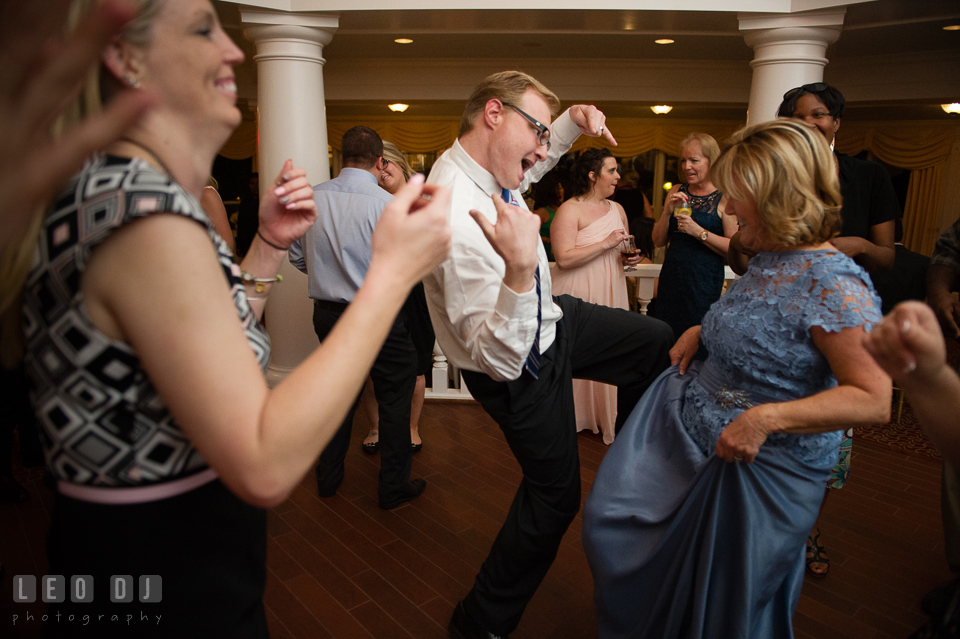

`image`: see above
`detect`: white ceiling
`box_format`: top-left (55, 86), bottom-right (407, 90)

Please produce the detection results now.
top-left (216, 0), bottom-right (960, 122)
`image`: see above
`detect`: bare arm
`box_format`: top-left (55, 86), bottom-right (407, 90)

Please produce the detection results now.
top-left (864, 301), bottom-right (960, 464)
top-left (673, 196), bottom-right (736, 258)
top-left (831, 220), bottom-right (895, 275)
top-left (550, 200), bottom-right (626, 270)
top-left (652, 185), bottom-right (681, 247)
top-left (81, 176), bottom-right (451, 507)
top-left (927, 263), bottom-right (960, 339)
top-left (200, 186), bottom-right (235, 253)
top-left (715, 324), bottom-right (891, 463)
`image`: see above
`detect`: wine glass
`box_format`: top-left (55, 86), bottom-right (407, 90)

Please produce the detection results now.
top-left (621, 235), bottom-right (638, 272)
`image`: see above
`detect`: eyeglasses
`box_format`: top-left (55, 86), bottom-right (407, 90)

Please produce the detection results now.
top-left (381, 157), bottom-right (390, 169)
top-left (501, 101), bottom-right (551, 149)
top-left (782, 82), bottom-right (828, 100)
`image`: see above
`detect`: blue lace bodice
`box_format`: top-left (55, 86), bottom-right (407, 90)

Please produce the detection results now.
top-left (680, 249), bottom-right (882, 464)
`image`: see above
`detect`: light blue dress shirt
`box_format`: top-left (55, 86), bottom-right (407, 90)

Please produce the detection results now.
top-left (288, 167), bottom-right (393, 303)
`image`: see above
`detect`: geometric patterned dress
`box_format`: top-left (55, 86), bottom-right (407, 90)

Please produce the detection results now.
top-left (23, 153), bottom-right (270, 487)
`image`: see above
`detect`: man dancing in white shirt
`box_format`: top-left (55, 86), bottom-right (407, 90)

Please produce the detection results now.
top-left (424, 71), bottom-right (673, 639)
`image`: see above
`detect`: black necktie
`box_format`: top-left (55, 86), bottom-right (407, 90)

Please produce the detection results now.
top-left (501, 187), bottom-right (541, 379)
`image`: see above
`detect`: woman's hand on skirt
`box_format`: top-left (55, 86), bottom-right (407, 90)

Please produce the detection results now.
top-left (716, 405), bottom-right (773, 463)
top-left (669, 326), bottom-right (701, 375)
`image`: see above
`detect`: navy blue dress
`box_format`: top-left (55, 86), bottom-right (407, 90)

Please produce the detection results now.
top-left (656, 185), bottom-right (725, 340)
top-left (583, 249), bottom-right (882, 639)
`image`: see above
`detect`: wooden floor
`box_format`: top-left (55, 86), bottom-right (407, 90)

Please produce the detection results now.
top-left (1, 400), bottom-right (953, 638)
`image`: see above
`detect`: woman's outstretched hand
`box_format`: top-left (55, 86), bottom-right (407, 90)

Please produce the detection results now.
top-left (0, 0), bottom-right (154, 250)
top-left (370, 174), bottom-right (452, 287)
top-left (257, 159), bottom-right (317, 250)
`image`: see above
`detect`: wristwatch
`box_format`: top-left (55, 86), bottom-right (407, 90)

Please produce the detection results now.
top-left (698, 230), bottom-right (709, 242)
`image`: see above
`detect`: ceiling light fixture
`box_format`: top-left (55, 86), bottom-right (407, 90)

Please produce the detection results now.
top-left (394, 38), bottom-right (414, 44)
top-left (651, 105), bottom-right (673, 115)
top-left (655, 38), bottom-right (675, 45)
top-left (389, 103), bottom-right (409, 113)
top-left (943, 103), bottom-right (960, 114)
top-left (943, 25), bottom-right (960, 31)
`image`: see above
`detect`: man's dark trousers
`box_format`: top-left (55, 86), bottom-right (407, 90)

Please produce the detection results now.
top-left (312, 300), bottom-right (418, 503)
top-left (460, 294), bottom-right (673, 635)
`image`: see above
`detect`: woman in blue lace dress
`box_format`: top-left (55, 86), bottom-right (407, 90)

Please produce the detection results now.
top-left (652, 133), bottom-right (739, 340)
top-left (582, 119), bottom-right (891, 638)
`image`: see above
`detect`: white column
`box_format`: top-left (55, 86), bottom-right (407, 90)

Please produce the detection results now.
top-left (739, 9), bottom-right (845, 127)
top-left (241, 9), bottom-right (339, 386)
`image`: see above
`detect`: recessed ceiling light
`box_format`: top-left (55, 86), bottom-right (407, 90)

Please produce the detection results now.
top-left (651, 105), bottom-right (673, 114)
top-left (389, 103), bottom-right (409, 112)
top-left (394, 38), bottom-right (414, 44)
top-left (943, 25), bottom-right (960, 31)
top-left (943, 103), bottom-right (960, 114)
top-left (655, 39), bottom-right (675, 45)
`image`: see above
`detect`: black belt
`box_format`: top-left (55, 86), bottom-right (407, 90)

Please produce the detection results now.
top-left (313, 299), bottom-right (349, 312)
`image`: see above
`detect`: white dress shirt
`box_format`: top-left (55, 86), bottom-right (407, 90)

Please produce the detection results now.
top-left (423, 110), bottom-right (581, 381)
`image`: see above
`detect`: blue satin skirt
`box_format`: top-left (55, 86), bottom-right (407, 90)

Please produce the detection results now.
top-left (583, 363), bottom-right (832, 639)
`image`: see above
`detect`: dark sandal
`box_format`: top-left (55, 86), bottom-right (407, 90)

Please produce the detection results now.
top-left (805, 530), bottom-right (830, 577)
top-left (361, 430), bottom-right (379, 455)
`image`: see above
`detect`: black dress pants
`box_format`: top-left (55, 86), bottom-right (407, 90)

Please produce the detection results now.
top-left (460, 294), bottom-right (673, 635)
top-left (312, 300), bottom-right (418, 503)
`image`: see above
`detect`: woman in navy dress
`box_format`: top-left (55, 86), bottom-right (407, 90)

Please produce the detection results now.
top-left (583, 119), bottom-right (891, 638)
top-left (652, 133), bottom-right (738, 341)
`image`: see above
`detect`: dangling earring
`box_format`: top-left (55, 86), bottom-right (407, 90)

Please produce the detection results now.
top-left (829, 136), bottom-right (835, 152)
top-left (124, 75), bottom-right (141, 89)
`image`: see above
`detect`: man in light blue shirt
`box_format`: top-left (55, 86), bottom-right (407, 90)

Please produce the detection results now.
top-left (289, 126), bottom-right (425, 510)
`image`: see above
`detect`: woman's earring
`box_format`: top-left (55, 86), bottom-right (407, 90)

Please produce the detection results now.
top-left (124, 75), bottom-right (141, 89)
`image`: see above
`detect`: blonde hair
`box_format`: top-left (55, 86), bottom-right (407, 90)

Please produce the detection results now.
top-left (679, 132), bottom-right (720, 168)
top-left (0, 0), bottom-right (162, 364)
top-left (458, 71), bottom-right (560, 138)
top-left (381, 141), bottom-right (413, 181)
top-left (711, 119), bottom-right (842, 249)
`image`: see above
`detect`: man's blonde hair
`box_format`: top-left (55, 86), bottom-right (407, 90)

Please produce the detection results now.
top-left (712, 119), bottom-right (842, 249)
top-left (458, 71), bottom-right (560, 138)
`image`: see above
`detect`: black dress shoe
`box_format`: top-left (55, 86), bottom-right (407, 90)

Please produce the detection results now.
top-left (411, 442), bottom-right (423, 454)
top-left (448, 601), bottom-right (508, 639)
top-left (379, 478), bottom-right (426, 510)
top-left (316, 475), bottom-right (343, 498)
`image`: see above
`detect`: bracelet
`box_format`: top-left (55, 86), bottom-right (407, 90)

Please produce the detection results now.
top-left (257, 230), bottom-right (288, 251)
top-left (240, 270), bottom-right (283, 294)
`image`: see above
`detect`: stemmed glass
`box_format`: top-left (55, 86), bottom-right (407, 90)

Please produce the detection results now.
top-left (621, 235), bottom-right (638, 272)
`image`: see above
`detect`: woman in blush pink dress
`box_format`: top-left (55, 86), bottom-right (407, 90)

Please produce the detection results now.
top-left (551, 148), bottom-right (638, 443)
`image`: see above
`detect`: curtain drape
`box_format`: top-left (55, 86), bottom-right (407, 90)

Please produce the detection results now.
top-left (835, 123), bottom-right (958, 255)
top-left (225, 115), bottom-right (959, 254)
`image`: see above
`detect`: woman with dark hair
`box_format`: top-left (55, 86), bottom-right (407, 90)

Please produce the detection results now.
top-left (550, 148), bottom-right (638, 443)
top-left (584, 119), bottom-right (890, 639)
top-left (532, 171), bottom-right (564, 262)
top-left (652, 133), bottom-right (738, 341)
top-left (771, 82), bottom-right (901, 578)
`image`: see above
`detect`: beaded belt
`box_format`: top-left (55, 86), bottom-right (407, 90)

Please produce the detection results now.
top-left (694, 360), bottom-right (785, 410)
